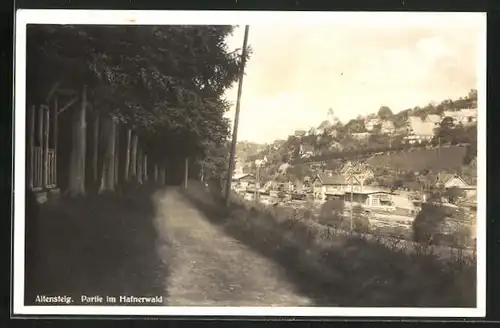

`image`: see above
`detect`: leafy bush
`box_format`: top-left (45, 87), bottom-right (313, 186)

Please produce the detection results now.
top-left (412, 202), bottom-right (469, 247)
top-left (444, 187), bottom-right (466, 204)
top-left (318, 198), bottom-right (345, 228)
top-left (352, 204), bottom-right (371, 233)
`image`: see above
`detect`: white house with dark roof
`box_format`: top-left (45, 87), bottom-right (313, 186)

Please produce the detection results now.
top-left (404, 116), bottom-right (435, 144)
top-left (436, 173), bottom-right (477, 199)
top-left (312, 173), bottom-right (361, 201)
top-left (381, 120), bottom-right (396, 134)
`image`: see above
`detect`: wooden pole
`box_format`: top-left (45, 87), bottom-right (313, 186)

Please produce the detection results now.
top-left (43, 105), bottom-right (50, 188)
top-left (225, 25), bottom-right (250, 207)
top-left (28, 105), bottom-right (35, 189)
top-left (53, 96), bottom-right (58, 187)
top-left (184, 157), bottom-right (189, 189)
top-left (124, 129), bottom-right (131, 182)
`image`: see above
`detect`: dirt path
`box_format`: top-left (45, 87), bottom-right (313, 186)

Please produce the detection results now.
top-left (154, 187), bottom-right (312, 306)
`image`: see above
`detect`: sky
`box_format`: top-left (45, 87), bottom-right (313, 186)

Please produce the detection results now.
top-left (222, 13), bottom-right (484, 144)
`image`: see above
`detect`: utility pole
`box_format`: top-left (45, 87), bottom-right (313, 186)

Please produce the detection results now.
top-left (254, 162), bottom-right (261, 203)
top-left (350, 175), bottom-right (354, 232)
top-left (225, 25), bottom-right (250, 207)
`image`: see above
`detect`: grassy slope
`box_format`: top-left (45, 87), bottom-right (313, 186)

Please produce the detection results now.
top-left (183, 181), bottom-right (476, 307)
top-left (366, 145), bottom-right (467, 172)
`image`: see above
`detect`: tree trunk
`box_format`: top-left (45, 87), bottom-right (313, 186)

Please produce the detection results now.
top-left (114, 125), bottom-right (119, 186)
top-left (98, 116), bottom-right (116, 193)
top-left (68, 86), bottom-right (87, 197)
top-left (137, 147), bottom-right (143, 184)
top-left (131, 133), bottom-right (138, 181)
top-left (143, 154), bottom-right (148, 182)
top-left (92, 112), bottom-right (99, 183)
top-left (154, 163), bottom-right (158, 182)
top-left (124, 129), bottom-right (131, 182)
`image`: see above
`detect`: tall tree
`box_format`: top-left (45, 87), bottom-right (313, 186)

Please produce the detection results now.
top-left (378, 106), bottom-right (393, 120)
top-left (27, 25), bottom-right (249, 194)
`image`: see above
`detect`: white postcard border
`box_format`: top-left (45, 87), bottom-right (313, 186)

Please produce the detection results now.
top-left (13, 9), bottom-right (487, 317)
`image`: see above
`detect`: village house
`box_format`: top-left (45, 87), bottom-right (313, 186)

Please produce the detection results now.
top-left (381, 120), bottom-right (396, 134)
top-left (312, 173), bottom-right (396, 207)
top-left (351, 132), bottom-right (371, 141)
top-left (442, 109), bottom-right (477, 126)
top-left (232, 173), bottom-right (256, 190)
top-left (364, 115), bottom-right (380, 132)
top-left (436, 173), bottom-right (477, 199)
top-left (339, 161), bottom-right (375, 184)
top-left (294, 130), bottom-right (307, 138)
top-left (299, 144), bottom-right (316, 158)
top-left (404, 116), bottom-right (435, 144)
top-left (425, 114), bottom-right (441, 127)
top-left (312, 172), bottom-right (361, 201)
top-left (342, 187), bottom-right (396, 208)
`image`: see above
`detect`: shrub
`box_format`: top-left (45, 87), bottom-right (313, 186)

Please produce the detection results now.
top-left (318, 198), bottom-right (345, 228)
top-left (352, 204), bottom-right (371, 233)
top-left (412, 202), bottom-right (469, 247)
top-left (444, 187), bottom-right (466, 204)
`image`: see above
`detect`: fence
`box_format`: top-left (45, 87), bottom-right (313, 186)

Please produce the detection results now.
top-left (32, 146), bottom-right (56, 190)
top-left (46, 149), bottom-right (57, 188)
top-left (33, 147), bottom-right (43, 189)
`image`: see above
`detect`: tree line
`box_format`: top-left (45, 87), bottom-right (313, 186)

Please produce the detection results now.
top-left (27, 25), bottom-right (249, 196)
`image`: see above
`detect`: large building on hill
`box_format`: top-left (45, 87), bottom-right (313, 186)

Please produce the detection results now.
top-left (404, 116), bottom-right (435, 144)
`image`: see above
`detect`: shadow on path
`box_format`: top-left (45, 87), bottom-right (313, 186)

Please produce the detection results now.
top-left (24, 185), bottom-right (169, 306)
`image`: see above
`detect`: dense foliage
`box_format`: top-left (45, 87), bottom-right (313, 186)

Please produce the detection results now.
top-left (27, 25), bottom-right (249, 174)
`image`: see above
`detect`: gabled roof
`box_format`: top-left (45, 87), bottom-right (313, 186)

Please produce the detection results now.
top-left (314, 173), bottom-right (360, 185)
top-left (232, 173), bottom-right (255, 181)
top-left (436, 174), bottom-right (469, 187)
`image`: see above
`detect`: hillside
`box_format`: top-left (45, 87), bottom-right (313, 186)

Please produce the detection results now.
top-left (240, 90), bottom-right (477, 184)
top-left (365, 145), bottom-right (468, 172)
top-left (235, 141), bottom-right (267, 162)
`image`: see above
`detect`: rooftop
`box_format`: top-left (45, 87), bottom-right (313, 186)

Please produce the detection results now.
top-left (232, 173), bottom-right (255, 181)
